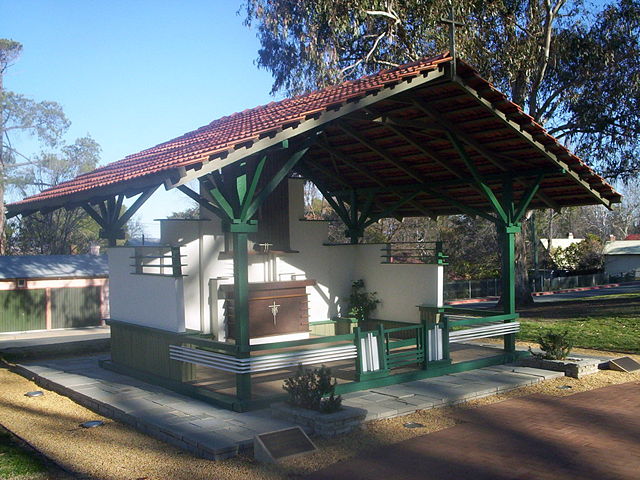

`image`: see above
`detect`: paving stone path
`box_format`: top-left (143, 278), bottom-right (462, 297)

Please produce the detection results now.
top-left (308, 382), bottom-right (640, 480)
top-left (16, 354), bottom-right (562, 460)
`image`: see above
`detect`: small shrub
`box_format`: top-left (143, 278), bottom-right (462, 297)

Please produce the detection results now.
top-left (347, 279), bottom-right (380, 322)
top-left (283, 365), bottom-right (342, 413)
top-left (531, 330), bottom-right (573, 360)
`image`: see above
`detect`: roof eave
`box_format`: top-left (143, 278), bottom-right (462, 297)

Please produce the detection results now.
top-left (453, 75), bottom-right (617, 210)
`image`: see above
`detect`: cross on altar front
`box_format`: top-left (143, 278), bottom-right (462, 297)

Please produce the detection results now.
top-left (269, 301), bottom-right (280, 325)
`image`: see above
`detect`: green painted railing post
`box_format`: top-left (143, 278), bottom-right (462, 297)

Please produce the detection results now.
top-left (435, 241), bottom-right (448, 265)
top-left (171, 246), bottom-right (182, 277)
top-left (377, 324), bottom-right (388, 372)
top-left (420, 313), bottom-right (429, 369)
top-left (231, 220), bottom-right (258, 402)
top-left (354, 326), bottom-right (363, 380)
top-left (441, 314), bottom-right (450, 361)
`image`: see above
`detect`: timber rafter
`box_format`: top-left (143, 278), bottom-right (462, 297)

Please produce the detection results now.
top-left (81, 185), bottom-right (159, 246)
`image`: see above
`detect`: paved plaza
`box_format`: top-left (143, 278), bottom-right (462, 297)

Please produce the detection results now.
top-left (15, 354), bottom-right (562, 460)
top-left (309, 381), bottom-right (640, 480)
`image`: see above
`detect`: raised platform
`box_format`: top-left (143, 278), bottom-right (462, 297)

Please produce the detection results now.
top-left (14, 353), bottom-right (563, 460)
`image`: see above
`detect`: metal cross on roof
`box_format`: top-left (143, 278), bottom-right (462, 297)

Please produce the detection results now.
top-left (438, 2), bottom-right (465, 79)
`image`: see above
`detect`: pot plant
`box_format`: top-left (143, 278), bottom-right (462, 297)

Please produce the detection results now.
top-left (347, 279), bottom-right (380, 323)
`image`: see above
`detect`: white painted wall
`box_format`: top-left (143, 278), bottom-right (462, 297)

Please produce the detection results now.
top-left (277, 179), bottom-right (442, 325)
top-left (353, 244), bottom-right (443, 323)
top-left (108, 178), bottom-right (443, 337)
top-left (107, 247), bottom-right (186, 332)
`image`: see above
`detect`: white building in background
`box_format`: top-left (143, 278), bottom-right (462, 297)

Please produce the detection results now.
top-left (539, 232), bottom-right (584, 251)
top-left (603, 240), bottom-right (640, 278)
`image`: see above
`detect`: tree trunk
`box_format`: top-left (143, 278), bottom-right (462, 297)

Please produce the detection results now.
top-left (515, 217), bottom-right (534, 307)
top-left (497, 216), bottom-right (535, 308)
top-left (0, 68), bottom-right (5, 255)
top-left (0, 178), bottom-right (5, 255)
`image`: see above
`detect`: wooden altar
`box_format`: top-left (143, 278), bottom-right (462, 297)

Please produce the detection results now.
top-left (222, 280), bottom-right (315, 339)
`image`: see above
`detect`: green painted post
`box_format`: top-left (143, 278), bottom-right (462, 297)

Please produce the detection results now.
top-left (354, 327), bottom-right (363, 380)
top-left (531, 212), bottom-right (539, 292)
top-left (171, 247), bottom-right (182, 277)
top-left (500, 224), bottom-right (519, 356)
top-left (231, 220), bottom-right (257, 402)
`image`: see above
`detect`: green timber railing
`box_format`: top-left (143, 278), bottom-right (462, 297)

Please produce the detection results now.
top-left (107, 304), bottom-right (524, 411)
top-left (380, 241), bottom-right (448, 265)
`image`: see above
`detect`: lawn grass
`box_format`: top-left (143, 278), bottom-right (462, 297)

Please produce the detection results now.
top-left (516, 293), bottom-right (640, 353)
top-left (0, 426), bottom-right (54, 480)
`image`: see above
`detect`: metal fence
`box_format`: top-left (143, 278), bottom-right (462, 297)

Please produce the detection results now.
top-left (444, 278), bottom-right (501, 300)
top-left (445, 270), bottom-right (637, 301)
top-left (538, 271), bottom-right (635, 292)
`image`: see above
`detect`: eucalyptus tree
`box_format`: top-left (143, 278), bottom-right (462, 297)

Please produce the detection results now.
top-left (8, 136), bottom-right (102, 255)
top-left (245, 0), bottom-right (639, 177)
top-left (245, 0), bottom-right (639, 304)
top-left (0, 38), bottom-right (70, 254)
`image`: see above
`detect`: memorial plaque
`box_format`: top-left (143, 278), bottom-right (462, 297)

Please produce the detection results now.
top-left (254, 426), bottom-right (316, 463)
top-left (608, 356), bottom-right (640, 373)
top-left (403, 422), bottom-right (425, 429)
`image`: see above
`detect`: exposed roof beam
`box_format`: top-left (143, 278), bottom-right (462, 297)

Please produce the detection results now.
top-left (331, 167), bottom-right (562, 196)
top-left (338, 122), bottom-right (427, 183)
top-left (8, 174), bottom-right (167, 218)
top-left (177, 184), bottom-right (225, 218)
top-left (413, 95), bottom-right (565, 215)
top-left (297, 161), bottom-right (388, 227)
top-left (315, 140), bottom-right (436, 219)
top-left (379, 123), bottom-right (462, 178)
top-left (336, 122), bottom-right (439, 218)
top-left (369, 115), bottom-right (445, 135)
top-left (413, 97), bottom-right (510, 171)
top-left (452, 77), bottom-right (614, 209)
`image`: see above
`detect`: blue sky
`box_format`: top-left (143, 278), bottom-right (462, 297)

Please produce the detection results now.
top-left (1, 1), bottom-right (278, 237)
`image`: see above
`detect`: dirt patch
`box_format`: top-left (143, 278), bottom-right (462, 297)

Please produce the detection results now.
top-left (0, 352), bottom-right (638, 480)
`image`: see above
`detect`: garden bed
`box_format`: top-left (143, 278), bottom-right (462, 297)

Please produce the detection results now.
top-left (271, 403), bottom-right (367, 438)
top-left (519, 356), bottom-right (600, 378)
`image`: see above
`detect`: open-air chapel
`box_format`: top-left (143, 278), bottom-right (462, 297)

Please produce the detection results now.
top-left (8, 53), bottom-right (620, 411)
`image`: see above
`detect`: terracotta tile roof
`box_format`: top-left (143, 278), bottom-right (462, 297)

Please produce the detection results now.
top-left (10, 54), bottom-right (451, 211)
top-left (624, 234), bottom-right (640, 240)
top-left (8, 52), bottom-right (621, 216)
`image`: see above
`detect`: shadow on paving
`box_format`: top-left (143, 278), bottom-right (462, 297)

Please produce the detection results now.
top-left (307, 382), bottom-right (640, 480)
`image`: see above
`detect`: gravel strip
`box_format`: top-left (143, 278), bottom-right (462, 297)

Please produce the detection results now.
top-left (0, 348), bottom-right (638, 479)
